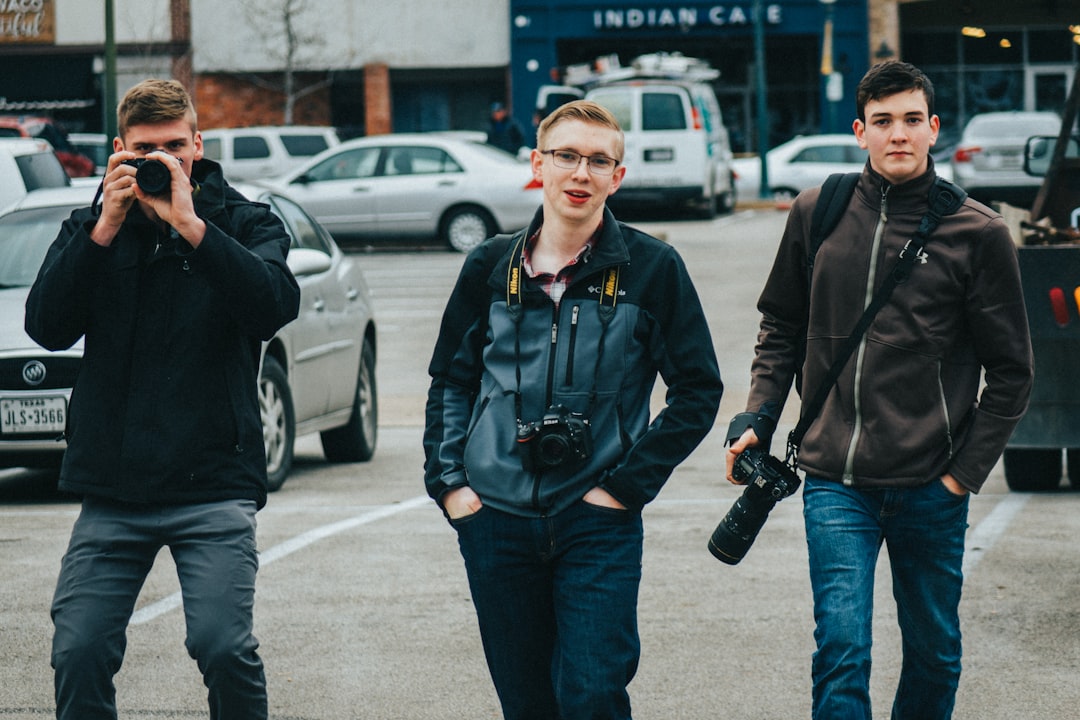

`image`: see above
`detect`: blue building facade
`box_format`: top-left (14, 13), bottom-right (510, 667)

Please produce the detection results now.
top-left (508, 0), bottom-right (869, 152)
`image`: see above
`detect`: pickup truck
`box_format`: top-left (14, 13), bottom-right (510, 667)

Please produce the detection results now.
top-left (1001, 67), bottom-right (1080, 491)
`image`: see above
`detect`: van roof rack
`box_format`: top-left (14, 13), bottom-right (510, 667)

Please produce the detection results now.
top-left (561, 53), bottom-right (719, 88)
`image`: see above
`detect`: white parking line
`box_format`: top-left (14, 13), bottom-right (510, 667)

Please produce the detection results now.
top-left (963, 492), bottom-right (1030, 575)
top-left (129, 495), bottom-right (431, 626)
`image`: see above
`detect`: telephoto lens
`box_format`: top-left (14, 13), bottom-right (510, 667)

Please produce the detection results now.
top-left (708, 448), bottom-right (801, 565)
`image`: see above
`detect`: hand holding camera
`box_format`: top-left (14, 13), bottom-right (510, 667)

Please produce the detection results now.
top-left (708, 447), bottom-right (801, 565)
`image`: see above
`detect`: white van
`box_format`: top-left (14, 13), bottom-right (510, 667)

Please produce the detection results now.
top-left (201, 125), bottom-right (340, 181)
top-left (538, 54), bottom-right (736, 216)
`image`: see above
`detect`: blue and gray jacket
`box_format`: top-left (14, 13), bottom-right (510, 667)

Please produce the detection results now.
top-left (424, 207), bottom-right (723, 517)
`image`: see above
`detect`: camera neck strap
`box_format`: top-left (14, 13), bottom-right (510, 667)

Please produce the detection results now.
top-left (786, 178), bottom-right (966, 465)
top-left (505, 233), bottom-right (620, 425)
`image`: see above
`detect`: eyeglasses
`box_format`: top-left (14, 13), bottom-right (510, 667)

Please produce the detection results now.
top-left (541, 149), bottom-right (620, 175)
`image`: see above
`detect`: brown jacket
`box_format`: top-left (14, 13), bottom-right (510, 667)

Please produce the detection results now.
top-left (746, 161), bottom-right (1033, 493)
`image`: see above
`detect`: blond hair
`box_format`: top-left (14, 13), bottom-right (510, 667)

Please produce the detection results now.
top-left (117, 79), bottom-right (198, 140)
top-left (537, 100), bottom-right (624, 161)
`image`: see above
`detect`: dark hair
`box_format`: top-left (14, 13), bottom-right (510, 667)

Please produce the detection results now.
top-left (855, 61), bottom-right (935, 122)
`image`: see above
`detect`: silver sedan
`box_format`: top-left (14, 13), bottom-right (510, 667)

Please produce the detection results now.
top-left (259, 132), bottom-right (542, 252)
top-left (0, 183), bottom-right (377, 491)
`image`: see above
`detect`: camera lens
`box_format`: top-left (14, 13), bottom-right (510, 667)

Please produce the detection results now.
top-left (537, 433), bottom-right (572, 466)
top-left (135, 158), bottom-right (172, 195)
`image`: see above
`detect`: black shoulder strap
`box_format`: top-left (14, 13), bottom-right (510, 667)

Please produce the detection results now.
top-left (788, 175), bottom-right (967, 460)
top-left (807, 172), bottom-right (860, 287)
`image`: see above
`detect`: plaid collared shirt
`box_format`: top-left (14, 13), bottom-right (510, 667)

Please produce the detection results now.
top-left (522, 224), bottom-right (602, 306)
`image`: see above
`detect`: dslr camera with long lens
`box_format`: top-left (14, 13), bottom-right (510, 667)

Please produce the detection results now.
top-left (517, 404), bottom-right (592, 473)
top-left (708, 447), bottom-right (801, 565)
top-left (122, 157), bottom-right (173, 196)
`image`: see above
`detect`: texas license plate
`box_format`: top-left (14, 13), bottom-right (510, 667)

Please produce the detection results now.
top-left (1, 397), bottom-right (67, 435)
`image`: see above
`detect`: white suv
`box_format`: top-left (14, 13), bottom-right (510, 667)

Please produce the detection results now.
top-left (201, 125), bottom-right (340, 182)
top-left (0, 138), bottom-right (71, 212)
top-left (538, 55), bottom-right (736, 217)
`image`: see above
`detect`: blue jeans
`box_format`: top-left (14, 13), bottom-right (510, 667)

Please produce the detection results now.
top-left (51, 497), bottom-right (266, 720)
top-left (454, 501), bottom-right (644, 720)
top-left (803, 476), bottom-right (969, 720)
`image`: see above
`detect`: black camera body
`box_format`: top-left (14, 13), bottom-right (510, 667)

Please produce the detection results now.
top-left (517, 405), bottom-right (593, 473)
top-left (122, 157), bottom-right (173, 195)
top-left (708, 447), bottom-right (801, 565)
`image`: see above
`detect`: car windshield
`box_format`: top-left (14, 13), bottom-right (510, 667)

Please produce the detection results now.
top-left (0, 205), bottom-right (69, 288)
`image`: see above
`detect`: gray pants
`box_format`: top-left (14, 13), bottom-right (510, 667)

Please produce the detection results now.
top-left (51, 496), bottom-right (266, 720)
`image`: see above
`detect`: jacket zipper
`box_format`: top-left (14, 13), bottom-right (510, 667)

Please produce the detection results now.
top-left (843, 183), bottom-right (890, 484)
top-left (937, 359), bottom-right (954, 458)
top-left (564, 304), bottom-right (580, 386)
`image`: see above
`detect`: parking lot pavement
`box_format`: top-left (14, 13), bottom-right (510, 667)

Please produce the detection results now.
top-left (2, 208), bottom-right (1079, 718)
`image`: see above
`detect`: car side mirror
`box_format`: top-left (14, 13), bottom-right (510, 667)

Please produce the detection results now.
top-left (287, 247), bottom-right (332, 277)
top-left (1025, 135), bottom-right (1080, 177)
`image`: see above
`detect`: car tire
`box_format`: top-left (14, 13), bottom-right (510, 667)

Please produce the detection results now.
top-left (1003, 447), bottom-right (1062, 492)
top-left (259, 355), bottom-right (295, 492)
top-left (442, 206), bottom-right (496, 254)
top-left (321, 337), bottom-right (378, 463)
top-left (717, 173), bottom-right (736, 214)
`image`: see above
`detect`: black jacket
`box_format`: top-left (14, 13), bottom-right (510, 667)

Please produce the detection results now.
top-left (424, 207), bottom-right (723, 516)
top-left (25, 159), bottom-right (300, 508)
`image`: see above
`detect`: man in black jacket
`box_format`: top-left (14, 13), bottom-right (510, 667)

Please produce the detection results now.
top-left (25, 79), bottom-right (299, 720)
top-left (425, 100), bottom-right (722, 719)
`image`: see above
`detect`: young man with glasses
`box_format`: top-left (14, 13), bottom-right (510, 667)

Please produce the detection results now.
top-left (425, 100), bottom-right (723, 719)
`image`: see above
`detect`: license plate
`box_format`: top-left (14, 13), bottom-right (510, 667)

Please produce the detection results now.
top-left (1, 396), bottom-right (67, 435)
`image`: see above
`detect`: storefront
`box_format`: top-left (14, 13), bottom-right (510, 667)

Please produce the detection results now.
top-left (509, 0), bottom-right (870, 152)
top-left (900, 0), bottom-right (1079, 145)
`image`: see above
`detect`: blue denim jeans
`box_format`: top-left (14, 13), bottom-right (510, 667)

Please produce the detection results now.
top-left (802, 476), bottom-right (969, 720)
top-left (51, 497), bottom-right (266, 720)
top-left (453, 500), bottom-right (644, 720)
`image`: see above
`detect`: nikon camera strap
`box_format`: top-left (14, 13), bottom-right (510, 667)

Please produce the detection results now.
top-left (786, 176), bottom-right (967, 463)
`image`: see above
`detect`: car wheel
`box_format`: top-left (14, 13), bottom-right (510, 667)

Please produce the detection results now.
top-left (1003, 447), bottom-right (1062, 492)
top-left (442, 206), bottom-right (495, 253)
top-left (772, 187), bottom-right (798, 204)
top-left (259, 355), bottom-right (295, 492)
top-left (717, 173), bottom-right (736, 214)
top-left (321, 337), bottom-right (378, 463)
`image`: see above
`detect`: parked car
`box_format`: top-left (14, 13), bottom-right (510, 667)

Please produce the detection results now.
top-left (0, 115), bottom-right (96, 178)
top-left (540, 53), bottom-right (736, 217)
top-left (0, 183), bottom-right (377, 491)
top-left (733, 134), bottom-right (868, 203)
top-left (66, 132), bottom-right (110, 175)
top-left (951, 111), bottom-right (1063, 206)
top-left (201, 125), bottom-right (341, 182)
top-left (0, 137), bottom-right (71, 212)
top-left (260, 132), bottom-right (542, 252)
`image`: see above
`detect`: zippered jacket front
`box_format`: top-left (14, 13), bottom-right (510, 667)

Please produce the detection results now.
top-left (424, 207), bottom-right (723, 516)
top-left (746, 160), bottom-right (1033, 493)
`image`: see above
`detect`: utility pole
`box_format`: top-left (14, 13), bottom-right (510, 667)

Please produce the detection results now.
top-left (103, 0), bottom-right (117, 141)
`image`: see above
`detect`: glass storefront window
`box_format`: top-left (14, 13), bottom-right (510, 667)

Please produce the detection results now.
top-left (1028, 29), bottom-right (1076, 63)
top-left (963, 31), bottom-right (1024, 65)
top-left (964, 69), bottom-right (1024, 116)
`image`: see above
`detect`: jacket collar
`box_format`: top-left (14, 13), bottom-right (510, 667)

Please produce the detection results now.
top-left (860, 156), bottom-right (941, 215)
top-left (487, 205), bottom-right (631, 293)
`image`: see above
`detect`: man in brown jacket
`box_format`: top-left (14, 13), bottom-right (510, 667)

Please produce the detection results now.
top-left (725, 61), bottom-right (1033, 719)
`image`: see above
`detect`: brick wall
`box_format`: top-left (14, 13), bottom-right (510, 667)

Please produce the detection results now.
top-left (194, 73), bottom-right (332, 130)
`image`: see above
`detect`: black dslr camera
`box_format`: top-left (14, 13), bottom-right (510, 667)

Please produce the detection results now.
top-left (708, 447), bottom-right (801, 565)
top-left (517, 405), bottom-right (593, 473)
top-left (122, 157), bottom-right (173, 195)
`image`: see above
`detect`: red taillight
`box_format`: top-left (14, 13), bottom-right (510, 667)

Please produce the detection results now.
top-left (952, 146), bottom-right (981, 163)
top-left (1049, 287), bottom-right (1070, 327)
top-left (524, 177), bottom-right (542, 190)
top-left (691, 106), bottom-right (703, 131)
